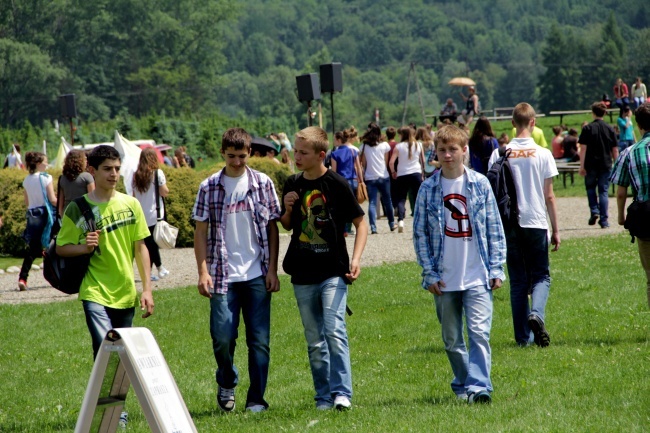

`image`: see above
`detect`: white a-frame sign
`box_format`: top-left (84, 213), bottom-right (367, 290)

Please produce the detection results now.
top-left (75, 328), bottom-right (197, 433)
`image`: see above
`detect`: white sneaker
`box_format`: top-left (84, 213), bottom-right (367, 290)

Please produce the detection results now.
top-left (398, 220), bottom-right (404, 233)
top-left (150, 275), bottom-right (159, 282)
top-left (246, 404), bottom-right (266, 413)
top-left (118, 411), bottom-right (128, 429)
top-left (158, 266), bottom-right (170, 278)
top-left (316, 402), bottom-right (333, 410)
top-left (333, 395), bottom-right (351, 410)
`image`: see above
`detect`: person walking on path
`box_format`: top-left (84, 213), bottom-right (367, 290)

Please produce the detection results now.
top-left (413, 125), bottom-right (506, 404)
top-left (280, 126), bottom-right (368, 411)
top-left (578, 102), bottom-right (619, 228)
top-left (133, 147), bottom-right (171, 281)
top-left (18, 152), bottom-right (57, 291)
top-left (360, 123), bottom-right (396, 234)
top-left (488, 103), bottom-right (560, 347)
top-left (193, 128), bottom-right (281, 413)
top-left (610, 103), bottom-right (650, 308)
top-left (388, 126), bottom-right (424, 232)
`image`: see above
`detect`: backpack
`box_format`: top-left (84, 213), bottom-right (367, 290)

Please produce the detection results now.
top-left (42, 197), bottom-right (97, 294)
top-left (486, 148), bottom-right (518, 229)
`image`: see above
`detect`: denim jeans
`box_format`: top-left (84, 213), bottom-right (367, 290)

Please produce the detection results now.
top-left (505, 226), bottom-right (551, 345)
top-left (82, 300), bottom-right (135, 359)
top-left (210, 276), bottom-right (271, 407)
top-left (20, 207), bottom-right (48, 282)
top-left (434, 285), bottom-right (493, 395)
top-left (585, 169), bottom-right (611, 225)
top-left (618, 140), bottom-right (635, 152)
top-left (293, 276), bottom-right (352, 405)
top-left (366, 177), bottom-right (394, 232)
top-left (345, 179), bottom-right (359, 233)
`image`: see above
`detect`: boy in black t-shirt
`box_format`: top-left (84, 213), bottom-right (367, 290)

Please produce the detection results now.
top-left (280, 126), bottom-right (368, 411)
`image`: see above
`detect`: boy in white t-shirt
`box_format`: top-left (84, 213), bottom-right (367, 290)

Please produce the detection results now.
top-left (193, 128), bottom-right (281, 413)
top-left (413, 125), bottom-right (506, 404)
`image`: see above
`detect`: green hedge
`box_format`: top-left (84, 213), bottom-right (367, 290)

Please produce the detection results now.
top-left (0, 159), bottom-right (292, 256)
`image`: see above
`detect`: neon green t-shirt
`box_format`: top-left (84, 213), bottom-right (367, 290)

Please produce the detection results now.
top-left (511, 126), bottom-right (548, 148)
top-left (56, 192), bottom-right (150, 309)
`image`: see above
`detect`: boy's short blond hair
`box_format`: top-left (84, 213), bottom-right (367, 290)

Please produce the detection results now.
top-left (512, 103), bottom-right (536, 129)
top-left (434, 125), bottom-right (468, 149)
top-left (295, 126), bottom-right (329, 153)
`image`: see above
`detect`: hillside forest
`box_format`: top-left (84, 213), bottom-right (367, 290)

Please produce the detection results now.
top-left (1, 0), bottom-right (649, 155)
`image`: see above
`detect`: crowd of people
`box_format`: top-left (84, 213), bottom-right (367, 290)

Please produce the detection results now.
top-left (3, 93), bottom-right (649, 420)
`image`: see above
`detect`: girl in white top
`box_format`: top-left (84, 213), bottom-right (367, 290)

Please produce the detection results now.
top-left (133, 148), bottom-right (170, 280)
top-left (632, 77), bottom-right (647, 110)
top-left (388, 127), bottom-right (425, 231)
top-left (360, 123), bottom-right (396, 234)
top-left (19, 152), bottom-right (57, 291)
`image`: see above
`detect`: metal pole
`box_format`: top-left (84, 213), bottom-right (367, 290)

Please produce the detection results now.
top-left (307, 101), bottom-right (313, 127)
top-left (330, 93), bottom-right (335, 138)
top-left (69, 118), bottom-right (74, 147)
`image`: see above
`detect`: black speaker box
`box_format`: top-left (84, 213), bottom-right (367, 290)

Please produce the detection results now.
top-left (320, 63), bottom-right (343, 93)
top-left (296, 74), bottom-right (321, 102)
top-left (59, 94), bottom-right (77, 118)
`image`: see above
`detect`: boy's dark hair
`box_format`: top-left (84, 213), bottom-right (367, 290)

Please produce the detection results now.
top-left (635, 103), bottom-right (650, 131)
top-left (568, 128), bottom-right (578, 137)
top-left (385, 126), bottom-right (396, 141)
top-left (222, 127), bottom-right (251, 152)
top-left (591, 102), bottom-right (607, 118)
top-left (88, 145), bottom-right (121, 169)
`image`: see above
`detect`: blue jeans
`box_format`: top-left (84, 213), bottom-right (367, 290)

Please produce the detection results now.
top-left (434, 285), bottom-right (494, 396)
top-left (293, 277), bottom-right (352, 405)
top-left (83, 300), bottom-right (135, 359)
top-left (585, 169), bottom-right (611, 225)
top-left (366, 177), bottom-right (395, 232)
top-left (618, 140), bottom-right (635, 152)
top-left (505, 226), bottom-right (551, 345)
top-left (210, 276), bottom-right (271, 408)
top-left (345, 179), bottom-right (358, 233)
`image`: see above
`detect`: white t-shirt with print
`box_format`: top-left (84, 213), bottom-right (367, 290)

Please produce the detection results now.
top-left (488, 138), bottom-right (558, 229)
top-left (222, 171), bottom-right (262, 283)
top-left (395, 141), bottom-right (422, 177)
top-left (440, 174), bottom-right (488, 292)
top-left (360, 142), bottom-right (390, 180)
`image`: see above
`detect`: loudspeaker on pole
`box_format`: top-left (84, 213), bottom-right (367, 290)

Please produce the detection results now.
top-left (296, 74), bottom-right (321, 102)
top-left (319, 63), bottom-right (343, 93)
top-left (59, 94), bottom-right (77, 118)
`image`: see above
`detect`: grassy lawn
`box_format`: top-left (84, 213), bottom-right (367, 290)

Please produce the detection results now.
top-left (0, 233), bottom-right (648, 432)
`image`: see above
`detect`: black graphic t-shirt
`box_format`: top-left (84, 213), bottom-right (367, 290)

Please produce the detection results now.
top-left (282, 170), bottom-right (364, 285)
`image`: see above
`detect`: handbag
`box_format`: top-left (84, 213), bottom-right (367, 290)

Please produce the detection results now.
top-left (152, 170), bottom-right (178, 249)
top-left (624, 199), bottom-right (650, 242)
top-left (356, 181), bottom-right (368, 204)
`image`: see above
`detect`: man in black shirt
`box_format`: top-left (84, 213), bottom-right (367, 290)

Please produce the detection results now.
top-left (578, 102), bottom-right (619, 228)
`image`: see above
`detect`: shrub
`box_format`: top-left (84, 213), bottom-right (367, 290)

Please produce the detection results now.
top-left (0, 160), bottom-right (293, 254)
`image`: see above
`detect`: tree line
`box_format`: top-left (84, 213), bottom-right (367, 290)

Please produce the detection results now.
top-left (1, 0), bottom-right (649, 154)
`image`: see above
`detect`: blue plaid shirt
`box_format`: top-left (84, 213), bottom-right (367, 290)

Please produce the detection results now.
top-left (610, 132), bottom-right (650, 202)
top-left (192, 166), bottom-right (281, 294)
top-left (413, 169), bottom-right (506, 290)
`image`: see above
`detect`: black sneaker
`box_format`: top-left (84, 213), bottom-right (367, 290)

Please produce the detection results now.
top-left (588, 214), bottom-right (599, 225)
top-left (467, 390), bottom-right (491, 404)
top-left (217, 386), bottom-right (235, 412)
top-left (528, 314), bottom-right (550, 347)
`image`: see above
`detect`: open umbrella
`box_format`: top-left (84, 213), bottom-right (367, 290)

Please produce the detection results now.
top-left (448, 77), bottom-right (476, 87)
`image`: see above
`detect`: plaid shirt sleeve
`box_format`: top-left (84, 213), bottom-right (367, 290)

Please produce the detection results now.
top-left (610, 147), bottom-right (631, 187)
top-left (193, 180), bottom-right (209, 221)
top-left (482, 178), bottom-right (507, 281)
top-left (265, 177), bottom-right (281, 220)
top-left (412, 182), bottom-right (441, 290)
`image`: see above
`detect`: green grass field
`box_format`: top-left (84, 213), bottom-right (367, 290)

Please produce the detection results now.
top-left (0, 233), bottom-right (648, 432)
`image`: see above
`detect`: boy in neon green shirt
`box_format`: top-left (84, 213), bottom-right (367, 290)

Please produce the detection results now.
top-left (57, 145), bottom-right (154, 357)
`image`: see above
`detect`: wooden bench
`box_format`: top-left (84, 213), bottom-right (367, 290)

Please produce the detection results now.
top-left (555, 161), bottom-right (580, 187)
top-left (549, 109), bottom-right (617, 124)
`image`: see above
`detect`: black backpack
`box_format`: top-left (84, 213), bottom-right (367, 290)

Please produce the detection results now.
top-left (43, 197), bottom-right (97, 294)
top-left (487, 148), bottom-right (518, 229)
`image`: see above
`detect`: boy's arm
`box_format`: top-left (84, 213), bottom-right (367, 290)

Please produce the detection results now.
top-left (412, 188), bottom-right (440, 290)
top-left (194, 220), bottom-right (213, 298)
top-left (346, 215), bottom-right (368, 282)
top-left (134, 239), bottom-right (154, 318)
top-left (483, 181), bottom-right (507, 285)
top-left (265, 220), bottom-right (280, 292)
top-left (57, 230), bottom-right (100, 257)
top-left (544, 178), bottom-right (561, 251)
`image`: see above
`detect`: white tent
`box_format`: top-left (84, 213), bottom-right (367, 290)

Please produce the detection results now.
top-left (114, 131), bottom-right (145, 196)
top-left (51, 137), bottom-right (72, 170)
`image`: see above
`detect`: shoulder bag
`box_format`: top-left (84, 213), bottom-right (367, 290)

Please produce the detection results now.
top-left (152, 170), bottom-right (178, 249)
